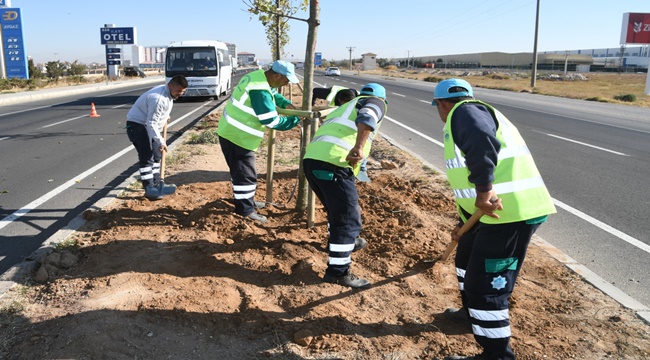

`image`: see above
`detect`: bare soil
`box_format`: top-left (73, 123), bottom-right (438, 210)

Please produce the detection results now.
top-left (1, 100), bottom-right (649, 359)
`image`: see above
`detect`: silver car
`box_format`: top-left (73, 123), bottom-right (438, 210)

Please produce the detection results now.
top-left (325, 67), bottom-right (341, 76)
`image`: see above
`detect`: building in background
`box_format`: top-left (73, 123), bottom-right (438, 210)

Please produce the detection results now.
top-left (391, 45), bottom-right (650, 72)
top-left (237, 52), bottom-right (257, 67)
top-left (130, 45), bottom-right (165, 69)
top-left (361, 53), bottom-right (377, 71)
top-left (226, 43), bottom-right (237, 69)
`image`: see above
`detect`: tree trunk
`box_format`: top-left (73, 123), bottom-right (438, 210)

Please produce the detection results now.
top-left (295, 0), bottom-right (320, 212)
top-left (266, 0), bottom-right (282, 204)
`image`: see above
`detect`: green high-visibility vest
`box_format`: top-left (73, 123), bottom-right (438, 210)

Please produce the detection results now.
top-left (217, 69), bottom-right (272, 151)
top-left (304, 96), bottom-right (386, 175)
top-left (444, 100), bottom-right (556, 224)
top-left (325, 85), bottom-right (348, 106)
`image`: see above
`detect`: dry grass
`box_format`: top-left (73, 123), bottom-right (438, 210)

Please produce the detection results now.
top-left (362, 69), bottom-right (650, 108)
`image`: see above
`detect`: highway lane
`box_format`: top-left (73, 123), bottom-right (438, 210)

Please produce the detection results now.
top-left (0, 79), bottom-right (229, 275)
top-left (315, 71), bottom-right (650, 307)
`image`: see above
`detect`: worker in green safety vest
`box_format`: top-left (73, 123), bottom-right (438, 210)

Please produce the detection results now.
top-left (303, 83), bottom-right (388, 288)
top-left (217, 60), bottom-right (301, 223)
top-left (431, 78), bottom-right (556, 360)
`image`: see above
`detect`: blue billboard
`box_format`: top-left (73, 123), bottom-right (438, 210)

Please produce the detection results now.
top-left (0, 8), bottom-right (28, 79)
top-left (100, 27), bottom-right (136, 45)
top-left (315, 52), bottom-right (322, 66)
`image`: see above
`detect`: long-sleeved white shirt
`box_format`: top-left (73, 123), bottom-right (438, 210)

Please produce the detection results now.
top-left (126, 84), bottom-right (173, 147)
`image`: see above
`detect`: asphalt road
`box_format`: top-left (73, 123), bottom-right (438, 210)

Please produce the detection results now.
top-left (0, 75), bottom-right (229, 276)
top-left (316, 70), bottom-right (650, 308)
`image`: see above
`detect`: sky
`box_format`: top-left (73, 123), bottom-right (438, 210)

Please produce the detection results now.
top-left (8, 0), bottom-right (650, 65)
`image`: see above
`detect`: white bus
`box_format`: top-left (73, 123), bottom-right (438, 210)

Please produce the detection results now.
top-left (165, 40), bottom-right (232, 99)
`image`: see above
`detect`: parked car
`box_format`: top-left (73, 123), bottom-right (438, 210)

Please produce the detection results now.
top-left (123, 66), bottom-right (146, 78)
top-left (325, 67), bottom-right (341, 76)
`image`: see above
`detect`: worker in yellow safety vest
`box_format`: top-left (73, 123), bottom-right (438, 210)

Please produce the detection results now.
top-left (431, 78), bottom-right (556, 360)
top-left (303, 83), bottom-right (388, 288)
top-left (217, 61), bottom-right (301, 223)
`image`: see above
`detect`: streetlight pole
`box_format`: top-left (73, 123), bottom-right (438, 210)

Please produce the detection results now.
top-left (530, 0), bottom-right (540, 88)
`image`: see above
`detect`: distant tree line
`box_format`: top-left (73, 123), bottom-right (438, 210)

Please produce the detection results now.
top-left (27, 58), bottom-right (87, 80)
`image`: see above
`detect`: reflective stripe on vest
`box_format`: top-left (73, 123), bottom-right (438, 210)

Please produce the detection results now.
top-left (443, 100), bottom-right (556, 224)
top-left (217, 70), bottom-right (271, 151)
top-left (304, 96), bottom-right (385, 174)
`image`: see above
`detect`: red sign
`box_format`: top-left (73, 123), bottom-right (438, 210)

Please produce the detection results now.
top-left (621, 13), bottom-right (650, 44)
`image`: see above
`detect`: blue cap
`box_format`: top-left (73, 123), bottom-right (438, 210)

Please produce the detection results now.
top-left (432, 78), bottom-right (473, 105)
top-left (271, 60), bottom-right (299, 83)
top-left (360, 83), bottom-right (386, 99)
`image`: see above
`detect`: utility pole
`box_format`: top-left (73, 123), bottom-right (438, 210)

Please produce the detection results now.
top-left (530, 0), bottom-right (540, 88)
top-left (347, 46), bottom-right (355, 70)
top-left (407, 50), bottom-right (410, 68)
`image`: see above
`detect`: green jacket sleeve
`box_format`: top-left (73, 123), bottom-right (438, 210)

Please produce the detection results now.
top-left (250, 89), bottom-right (300, 131)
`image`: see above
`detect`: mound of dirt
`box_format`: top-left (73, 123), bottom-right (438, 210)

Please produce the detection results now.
top-left (1, 104), bottom-right (649, 359)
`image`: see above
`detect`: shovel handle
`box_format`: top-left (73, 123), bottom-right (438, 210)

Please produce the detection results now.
top-left (160, 120), bottom-right (168, 180)
top-left (440, 210), bottom-right (484, 261)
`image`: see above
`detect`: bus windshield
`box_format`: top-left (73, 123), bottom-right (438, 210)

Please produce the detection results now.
top-left (165, 46), bottom-right (218, 77)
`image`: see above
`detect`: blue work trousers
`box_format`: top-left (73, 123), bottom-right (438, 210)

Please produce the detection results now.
top-left (219, 136), bottom-right (257, 216)
top-left (303, 158), bottom-right (362, 277)
top-left (455, 220), bottom-right (541, 360)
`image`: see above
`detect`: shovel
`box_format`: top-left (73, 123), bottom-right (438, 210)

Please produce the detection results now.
top-left (424, 209), bottom-right (484, 263)
top-left (439, 209), bottom-right (484, 261)
top-left (158, 119), bottom-right (177, 195)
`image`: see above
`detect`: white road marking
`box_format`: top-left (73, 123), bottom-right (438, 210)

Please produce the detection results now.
top-left (0, 103), bottom-right (211, 231)
top-left (384, 115), bottom-right (443, 146)
top-left (392, 93), bottom-right (405, 97)
top-left (546, 133), bottom-right (629, 156)
top-left (41, 115), bottom-right (87, 128)
top-left (0, 137), bottom-right (9, 141)
top-left (383, 115), bottom-right (647, 254)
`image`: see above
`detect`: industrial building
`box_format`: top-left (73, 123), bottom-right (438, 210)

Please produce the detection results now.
top-left (394, 46), bottom-right (650, 72)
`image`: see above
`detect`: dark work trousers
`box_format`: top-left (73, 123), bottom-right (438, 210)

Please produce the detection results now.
top-left (303, 158), bottom-right (362, 277)
top-left (455, 220), bottom-right (541, 360)
top-left (219, 136), bottom-right (257, 216)
top-left (126, 121), bottom-right (161, 188)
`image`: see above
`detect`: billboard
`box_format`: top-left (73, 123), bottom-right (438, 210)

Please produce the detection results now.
top-left (0, 7), bottom-right (28, 79)
top-left (620, 13), bottom-right (650, 44)
top-left (100, 27), bottom-right (136, 45)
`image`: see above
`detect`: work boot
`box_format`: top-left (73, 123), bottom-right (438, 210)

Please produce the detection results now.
top-left (245, 212), bottom-right (267, 223)
top-left (158, 180), bottom-right (177, 196)
top-left (353, 237), bottom-right (367, 252)
top-left (444, 307), bottom-right (470, 325)
top-left (356, 170), bottom-right (371, 183)
top-left (254, 201), bottom-right (266, 209)
top-left (144, 184), bottom-right (163, 201)
top-left (322, 271), bottom-right (370, 288)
